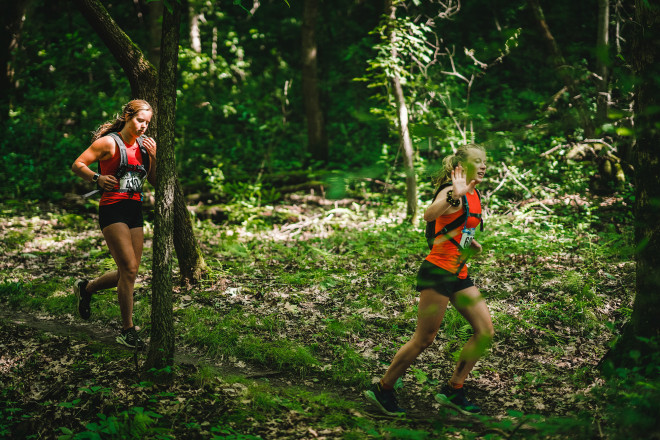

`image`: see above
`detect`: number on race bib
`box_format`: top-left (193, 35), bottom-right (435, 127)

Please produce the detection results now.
top-left (119, 171), bottom-right (144, 192)
top-left (459, 227), bottom-right (475, 248)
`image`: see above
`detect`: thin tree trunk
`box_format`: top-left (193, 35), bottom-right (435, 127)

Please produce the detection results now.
top-left (190, 8), bottom-right (203, 54)
top-left (596, 0), bottom-right (610, 125)
top-left (212, 26), bottom-right (218, 61)
top-left (73, 0), bottom-right (157, 102)
top-left (1, 0), bottom-right (30, 119)
top-left (173, 187), bottom-right (207, 282)
top-left (301, 0), bottom-right (328, 163)
top-left (607, 0), bottom-right (660, 368)
top-left (527, 0), bottom-right (595, 137)
top-left (73, 0), bottom-right (207, 285)
top-left (146, 1), bottom-right (181, 375)
top-left (386, 0), bottom-right (417, 223)
top-left (145, 0), bottom-right (164, 68)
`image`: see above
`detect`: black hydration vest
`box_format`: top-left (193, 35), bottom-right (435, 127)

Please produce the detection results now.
top-left (83, 133), bottom-right (149, 198)
top-left (425, 183), bottom-right (484, 274)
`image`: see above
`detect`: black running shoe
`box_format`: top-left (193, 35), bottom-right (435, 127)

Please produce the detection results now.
top-left (364, 383), bottom-right (406, 416)
top-left (74, 279), bottom-right (91, 320)
top-left (435, 384), bottom-right (482, 415)
top-left (116, 326), bottom-right (145, 350)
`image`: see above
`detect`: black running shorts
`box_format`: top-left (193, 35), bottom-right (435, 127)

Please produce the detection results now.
top-left (415, 260), bottom-right (475, 297)
top-left (98, 200), bottom-right (144, 230)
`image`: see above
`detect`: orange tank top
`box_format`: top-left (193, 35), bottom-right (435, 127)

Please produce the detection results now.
top-left (425, 190), bottom-right (482, 279)
top-left (99, 134), bottom-right (144, 206)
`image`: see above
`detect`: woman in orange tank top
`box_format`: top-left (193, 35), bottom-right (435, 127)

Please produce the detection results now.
top-left (365, 144), bottom-right (494, 416)
top-left (70, 100), bottom-right (157, 350)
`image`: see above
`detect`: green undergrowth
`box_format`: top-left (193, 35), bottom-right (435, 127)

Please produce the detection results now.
top-left (0, 196), bottom-right (645, 438)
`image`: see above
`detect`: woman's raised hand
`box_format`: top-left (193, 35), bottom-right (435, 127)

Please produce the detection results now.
top-left (143, 137), bottom-right (157, 158)
top-left (451, 164), bottom-right (476, 198)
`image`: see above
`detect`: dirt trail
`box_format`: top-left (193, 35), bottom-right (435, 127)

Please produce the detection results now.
top-left (0, 307), bottom-right (463, 425)
top-left (0, 308), bottom-right (282, 379)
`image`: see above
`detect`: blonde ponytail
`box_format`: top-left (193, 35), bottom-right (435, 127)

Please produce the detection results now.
top-left (433, 143), bottom-right (485, 188)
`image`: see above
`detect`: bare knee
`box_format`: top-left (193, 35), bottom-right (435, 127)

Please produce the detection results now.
top-left (118, 261), bottom-right (139, 281)
top-left (475, 325), bottom-right (494, 346)
top-left (412, 332), bottom-right (437, 351)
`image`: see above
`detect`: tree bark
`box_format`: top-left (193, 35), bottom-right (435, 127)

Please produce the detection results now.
top-left (385, 0), bottom-right (417, 223)
top-left (145, 0), bottom-right (164, 68)
top-left (190, 6), bottom-right (203, 53)
top-left (73, 0), bottom-right (207, 285)
top-left (146, 1), bottom-right (181, 375)
top-left (527, 0), bottom-right (595, 137)
top-left (596, 0), bottom-right (610, 125)
top-left (606, 0), bottom-right (660, 368)
top-left (0, 0), bottom-right (30, 120)
top-left (301, 0), bottom-right (328, 163)
top-left (73, 0), bottom-right (157, 103)
top-left (604, 0), bottom-right (660, 367)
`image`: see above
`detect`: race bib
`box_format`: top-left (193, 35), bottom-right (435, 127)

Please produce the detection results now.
top-left (119, 171), bottom-right (145, 193)
top-left (459, 227), bottom-right (475, 248)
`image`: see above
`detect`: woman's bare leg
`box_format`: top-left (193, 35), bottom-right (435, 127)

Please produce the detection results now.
top-left (87, 229), bottom-right (143, 294)
top-left (381, 289), bottom-right (450, 386)
top-left (101, 224), bottom-right (144, 330)
top-left (448, 286), bottom-right (494, 385)
top-left (86, 270), bottom-right (119, 293)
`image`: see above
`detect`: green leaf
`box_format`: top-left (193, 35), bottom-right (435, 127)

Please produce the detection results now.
top-left (233, 0), bottom-right (251, 14)
top-left (616, 126), bottom-right (634, 136)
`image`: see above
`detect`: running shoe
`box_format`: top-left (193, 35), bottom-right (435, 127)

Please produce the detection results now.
top-left (116, 326), bottom-right (145, 350)
top-left (364, 383), bottom-right (406, 416)
top-left (74, 279), bottom-right (91, 320)
top-left (435, 384), bottom-right (482, 415)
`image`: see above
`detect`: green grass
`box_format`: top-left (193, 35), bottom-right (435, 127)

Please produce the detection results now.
top-left (180, 307), bottom-right (320, 375)
top-left (0, 195), bottom-right (646, 438)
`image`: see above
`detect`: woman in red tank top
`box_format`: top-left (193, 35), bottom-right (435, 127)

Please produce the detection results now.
top-left (71, 100), bottom-right (157, 350)
top-left (365, 144), bottom-right (495, 416)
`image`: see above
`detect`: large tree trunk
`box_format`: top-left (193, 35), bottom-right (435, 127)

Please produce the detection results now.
top-left (607, 0), bottom-right (660, 368)
top-left (73, 0), bottom-right (207, 285)
top-left (596, 0), bottom-right (610, 125)
top-left (386, 0), bottom-right (417, 223)
top-left (0, 0), bottom-right (30, 120)
top-left (301, 0), bottom-right (328, 163)
top-left (527, 0), bottom-right (595, 137)
top-left (146, 1), bottom-right (181, 375)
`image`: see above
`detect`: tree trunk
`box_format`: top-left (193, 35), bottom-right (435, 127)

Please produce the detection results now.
top-left (145, 0), bottom-right (164, 68)
top-left (596, 0), bottom-right (610, 125)
top-left (146, 1), bottom-right (181, 375)
top-left (73, 0), bottom-right (157, 103)
top-left (190, 6), bottom-right (203, 54)
top-left (527, 0), bottom-right (595, 137)
top-left (0, 0), bottom-right (30, 120)
top-left (386, 0), bottom-right (417, 223)
top-left (301, 0), bottom-right (328, 163)
top-left (73, 0), bottom-right (207, 285)
top-left (607, 0), bottom-right (660, 368)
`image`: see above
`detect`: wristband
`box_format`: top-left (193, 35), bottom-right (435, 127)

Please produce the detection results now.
top-left (447, 190), bottom-right (461, 207)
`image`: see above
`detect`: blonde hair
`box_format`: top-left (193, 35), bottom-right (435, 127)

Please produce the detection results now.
top-left (92, 99), bottom-right (153, 141)
top-left (433, 143), bottom-right (486, 188)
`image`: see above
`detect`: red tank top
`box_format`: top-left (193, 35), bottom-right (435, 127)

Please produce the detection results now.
top-left (425, 190), bottom-right (482, 279)
top-left (99, 134), bottom-right (144, 206)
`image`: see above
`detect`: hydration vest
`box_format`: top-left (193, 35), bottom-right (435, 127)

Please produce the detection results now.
top-left (83, 133), bottom-right (150, 198)
top-left (425, 183), bottom-right (484, 274)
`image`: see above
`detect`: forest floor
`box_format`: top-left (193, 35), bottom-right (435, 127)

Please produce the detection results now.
top-left (0, 193), bottom-right (653, 439)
